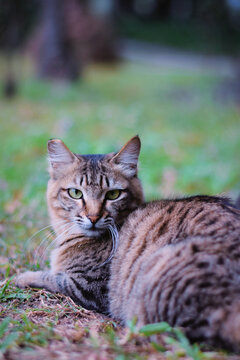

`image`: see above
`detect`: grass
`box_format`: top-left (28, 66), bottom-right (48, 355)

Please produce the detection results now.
top-left (0, 56), bottom-right (240, 359)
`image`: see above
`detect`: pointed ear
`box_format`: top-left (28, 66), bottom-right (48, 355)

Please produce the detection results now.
top-left (110, 136), bottom-right (141, 177)
top-left (47, 139), bottom-right (78, 176)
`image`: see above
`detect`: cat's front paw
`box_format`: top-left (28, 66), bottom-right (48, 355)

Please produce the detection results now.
top-left (15, 271), bottom-right (43, 289)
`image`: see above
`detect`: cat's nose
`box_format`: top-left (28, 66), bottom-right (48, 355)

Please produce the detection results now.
top-left (88, 215), bottom-right (100, 224)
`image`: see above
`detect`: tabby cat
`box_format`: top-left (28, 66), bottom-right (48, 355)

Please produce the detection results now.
top-left (16, 136), bottom-right (240, 351)
top-left (16, 136), bottom-right (144, 313)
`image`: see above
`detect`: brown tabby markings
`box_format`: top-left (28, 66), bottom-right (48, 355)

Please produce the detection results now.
top-left (109, 196), bottom-right (240, 350)
top-left (15, 136), bottom-right (240, 351)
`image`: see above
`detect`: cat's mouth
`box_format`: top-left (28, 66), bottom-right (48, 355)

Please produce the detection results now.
top-left (73, 217), bottom-right (114, 237)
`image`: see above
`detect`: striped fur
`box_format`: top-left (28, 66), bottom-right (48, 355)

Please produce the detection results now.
top-left (16, 136), bottom-right (240, 350)
top-left (16, 136), bottom-right (144, 314)
top-left (109, 196), bottom-right (240, 350)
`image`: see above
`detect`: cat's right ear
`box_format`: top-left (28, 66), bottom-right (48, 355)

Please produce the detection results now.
top-left (47, 139), bottom-right (78, 177)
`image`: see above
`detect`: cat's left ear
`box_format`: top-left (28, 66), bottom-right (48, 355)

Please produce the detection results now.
top-left (110, 136), bottom-right (141, 177)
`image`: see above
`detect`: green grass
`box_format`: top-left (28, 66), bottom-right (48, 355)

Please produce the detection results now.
top-left (0, 57), bottom-right (240, 359)
top-left (1, 63), bottom-right (239, 213)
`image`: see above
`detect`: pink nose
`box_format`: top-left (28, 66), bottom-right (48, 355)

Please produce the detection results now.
top-left (88, 215), bottom-right (100, 224)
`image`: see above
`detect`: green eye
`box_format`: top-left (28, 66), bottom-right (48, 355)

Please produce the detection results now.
top-left (106, 189), bottom-right (121, 200)
top-left (68, 188), bottom-right (83, 199)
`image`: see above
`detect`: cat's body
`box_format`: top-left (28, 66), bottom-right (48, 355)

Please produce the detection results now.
top-left (109, 196), bottom-right (240, 350)
top-left (16, 137), bottom-right (240, 350)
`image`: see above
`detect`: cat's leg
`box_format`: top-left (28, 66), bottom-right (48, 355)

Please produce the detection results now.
top-left (15, 270), bottom-right (69, 295)
top-left (15, 271), bottom-right (107, 313)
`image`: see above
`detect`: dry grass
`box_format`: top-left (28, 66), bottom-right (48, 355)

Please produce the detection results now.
top-left (0, 283), bottom-right (233, 360)
top-left (0, 285), bottom-right (172, 359)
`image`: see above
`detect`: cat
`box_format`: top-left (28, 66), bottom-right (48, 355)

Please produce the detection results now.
top-left (16, 136), bottom-right (240, 351)
top-left (16, 136), bottom-right (144, 314)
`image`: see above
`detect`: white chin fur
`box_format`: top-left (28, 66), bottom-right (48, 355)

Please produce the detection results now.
top-left (84, 229), bottom-right (104, 237)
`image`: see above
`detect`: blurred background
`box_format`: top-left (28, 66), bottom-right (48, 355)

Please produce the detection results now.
top-left (0, 0), bottom-right (240, 258)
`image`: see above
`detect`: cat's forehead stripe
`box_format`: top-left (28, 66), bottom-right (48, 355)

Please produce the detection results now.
top-left (79, 154), bottom-right (105, 162)
top-left (75, 154), bottom-right (112, 188)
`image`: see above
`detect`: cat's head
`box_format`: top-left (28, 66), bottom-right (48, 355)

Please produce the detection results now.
top-left (47, 136), bottom-right (144, 241)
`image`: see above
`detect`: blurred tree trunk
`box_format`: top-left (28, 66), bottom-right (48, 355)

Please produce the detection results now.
top-left (0, 0), bottom-right (20, 97)
top-left (38, 0), bottom-right (80, 81)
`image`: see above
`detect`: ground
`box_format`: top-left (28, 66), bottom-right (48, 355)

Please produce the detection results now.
top-left (0, 56), bottom-right (240, 359)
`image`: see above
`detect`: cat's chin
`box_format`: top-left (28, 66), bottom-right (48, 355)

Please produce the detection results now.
top-left (83, 228), bottom-right (106, 238)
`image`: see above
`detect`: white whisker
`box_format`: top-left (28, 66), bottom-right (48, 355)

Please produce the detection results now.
top-left (33, 228), bottom-right (55, 265)
top-left (34, 220), bottom-right (67, 249)
top-left (31, 220), bottom-right (69, 265)
top-left (98, 222), bottom-right (119, 268)
top-left (24, 219), bottom-right (69, 248)
top-left (39, 223), bottom-right (77, 265)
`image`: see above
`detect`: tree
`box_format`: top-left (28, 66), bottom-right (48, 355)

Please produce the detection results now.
top-left (38, 0), bottom-right (79, 81)
top-left (0, 0), bottom-right (38, 97)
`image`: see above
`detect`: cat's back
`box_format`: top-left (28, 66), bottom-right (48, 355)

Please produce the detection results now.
top-left (114, 195), bottom-right (240, 262)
